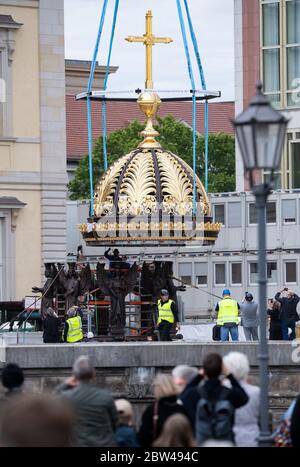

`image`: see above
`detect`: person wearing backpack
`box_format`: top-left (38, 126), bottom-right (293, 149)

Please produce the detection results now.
top-left (180, 353), bottom-right (248, 445)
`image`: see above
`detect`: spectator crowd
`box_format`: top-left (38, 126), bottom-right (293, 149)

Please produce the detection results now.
top-left (0, 351), bottom-right (299, 448)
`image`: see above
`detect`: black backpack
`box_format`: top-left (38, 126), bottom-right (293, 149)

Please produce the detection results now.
top-left (212, 324), bottom-right (221, 341)
top-left (195, 385), bottom-right (234, 445)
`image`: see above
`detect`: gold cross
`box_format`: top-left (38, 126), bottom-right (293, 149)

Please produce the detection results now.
top-left (125, 10), bottom-right (173, 89)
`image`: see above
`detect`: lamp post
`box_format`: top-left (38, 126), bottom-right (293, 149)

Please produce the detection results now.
top-left (234, 82), bottom-right (288, 447)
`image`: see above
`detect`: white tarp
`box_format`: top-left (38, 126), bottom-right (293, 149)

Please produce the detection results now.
top-left (178, 324), bottom-right (246, 342)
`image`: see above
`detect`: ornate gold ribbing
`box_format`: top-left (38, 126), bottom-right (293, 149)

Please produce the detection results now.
top-left (118, 152), bottom-right (157, 215)
top-left (157, 152), bottom-right (194, 215)
top-left (94, 153), bottom-right (132, 216)
top-left (93, 149), bottom-right (213, 218)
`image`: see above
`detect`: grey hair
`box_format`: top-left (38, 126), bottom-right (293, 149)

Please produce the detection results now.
top-left (72, 356), bottom-right (95, 381)
top-left (172, 365), bottom-right (198, 384)
top-left (67, 307), bottom-right (77, 318)
top-left (223, 352), bottom-right (250, 381)
top-left (46, 307), bottom-right (58, 318)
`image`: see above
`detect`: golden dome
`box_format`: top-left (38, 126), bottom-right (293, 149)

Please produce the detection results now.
top-left (93, 147), bottom-right (210, 218)
top-left (79, 90), bottom-right (221, 246)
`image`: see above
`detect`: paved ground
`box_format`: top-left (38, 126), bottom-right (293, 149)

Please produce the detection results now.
top-left (0, 324), bottom-right (249, 346)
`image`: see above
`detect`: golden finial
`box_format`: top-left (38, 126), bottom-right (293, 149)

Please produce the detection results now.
top-left (125, 10), bottom-right (173, 90)
top-left (125, 10), bottom-right (173, 149)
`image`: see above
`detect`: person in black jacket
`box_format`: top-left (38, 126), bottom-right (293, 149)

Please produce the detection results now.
top-left (267, 299), bottom-right (282, 340)
top-left (179, 353), bottom-right (248, 443)
top-left (104, 248), bottom-right (123, 270)
top-left (291, 395), bottom-right (300, 448)
top-left (138, 374), bottom-right (190, 447)
top-left (43, 307), bottom-right (61, 343)
top-left (275, 289), bottom-right (300, 340)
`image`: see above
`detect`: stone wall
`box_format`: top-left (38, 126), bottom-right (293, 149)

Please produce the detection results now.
top-left (1, 341), bottom-right (299, 427)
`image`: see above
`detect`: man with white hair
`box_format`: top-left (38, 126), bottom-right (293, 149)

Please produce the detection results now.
top-left (56, 356), bottom-right (118, 447)
top-left (172, 365), bottom-right (200, 396)
top-left (223, 351), bottom-right (260, 447)
top-left (63, 306), bottom-right (83, 343)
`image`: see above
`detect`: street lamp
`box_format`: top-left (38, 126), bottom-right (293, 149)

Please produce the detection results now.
top-left (234, 82), bottom-right (288, 447)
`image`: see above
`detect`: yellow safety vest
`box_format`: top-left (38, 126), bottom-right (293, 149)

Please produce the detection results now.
top-left (157, 299), bottom-right (175, 325)
top-left (217, 298), bottom-right (239, 326)
top-left (66, 316), bottom-right (83, 343)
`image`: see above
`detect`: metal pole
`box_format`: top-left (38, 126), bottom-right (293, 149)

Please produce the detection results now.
top-left (254, 183), bottom-right (273, 447)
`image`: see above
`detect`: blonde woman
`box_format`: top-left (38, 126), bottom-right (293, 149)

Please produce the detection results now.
top-left (138, 374), bottom-right (190, 447)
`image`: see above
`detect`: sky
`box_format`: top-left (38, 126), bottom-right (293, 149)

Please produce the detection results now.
top-left (64, 0), bottom-right (235, 102)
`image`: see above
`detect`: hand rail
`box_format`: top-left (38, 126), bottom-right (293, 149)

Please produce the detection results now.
top-left (16, 266), bottom-right (63, 345)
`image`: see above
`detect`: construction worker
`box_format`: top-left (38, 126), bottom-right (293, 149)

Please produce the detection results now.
top-left (215, 289), bottom-right (240, 342)
top-left (63, 307), bottom-right (83, 343)
top-left (157, 289), bottom-right (180, 342)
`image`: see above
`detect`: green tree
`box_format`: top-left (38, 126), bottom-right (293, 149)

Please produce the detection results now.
top-left (68, 115), bottom-right (235, 200)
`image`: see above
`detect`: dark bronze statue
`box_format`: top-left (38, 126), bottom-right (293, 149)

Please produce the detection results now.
top-left (32, 263), bottom-right (59, 320)
top-left (96, 262), bottom-right (138, 336)
top-left (59, 263), bottom-right (93, 312)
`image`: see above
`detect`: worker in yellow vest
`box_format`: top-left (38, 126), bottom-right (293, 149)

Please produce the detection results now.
top-left (215, 289), bottom-right (240, 342)
top-left (63, 307), bottom-right (83, 343)
top-left (157, 289), bottom-right (180, 341)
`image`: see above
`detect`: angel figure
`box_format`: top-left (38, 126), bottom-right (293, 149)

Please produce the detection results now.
top-left (96, 262), bottom-right (138, 336)
top-left (32, 263), bottom-right (59, 320)
top-left (59, 263), bottom-right (93, 313)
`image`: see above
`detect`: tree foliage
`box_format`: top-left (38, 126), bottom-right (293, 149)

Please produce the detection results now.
top-left (68, 115), bottom-right (235, 200)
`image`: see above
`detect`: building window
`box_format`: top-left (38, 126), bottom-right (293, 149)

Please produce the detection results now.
top-left (282, 199), bottom-right (296, 223)
top-left (195, 263), bottom-right (208, 286)
top-left (214, 204), bottom-right (225, 225)
top-left (249, 261), bottom-right (277, 284)
top-left (249, 262), bottom-right (259, 284)
top-left (261, 0), bottom-right (300, 110)
top-left (283, 132), bottom-right (300, 189)
top-left (285, 261), bottom-right (297, 283)
top-left (178, 263), bottom-right (192, 286)
top-left (0, 16), bottom-right (22, 137)
top-left (291, 142), bottom-right (300, 188)
top-left (228, 202), bottom-right (242, 227)
top-left (262, 0), bottom-right (281, 108)
top-left (249, 202), bottom-right (277, 224)
top-left (215, 263), bottom-right (226, 286)
top-left (267, 262), bottom-right (278, 283)
top-left (231, 263), bottom-right (242, 285)
top-left (0, 52), bottom-right (4, 136)
top-left (286, 0), bottom-right (300, 107)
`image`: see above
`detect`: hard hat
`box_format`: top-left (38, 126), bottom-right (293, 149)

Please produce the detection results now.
top-left (222, 289), bottom-right (231, 296)
top-left (161, 289), bottom-right (169, 296)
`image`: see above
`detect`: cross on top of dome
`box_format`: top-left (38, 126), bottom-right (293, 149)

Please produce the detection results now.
top-left (125, 10), bottom-right (173, 90)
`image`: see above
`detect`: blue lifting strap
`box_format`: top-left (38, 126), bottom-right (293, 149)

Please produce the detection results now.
top-left (102, 0), bottom-right (120, 173)
top-left (176, 0), bottom-right (197, 215)
top-left (183, 0), bottom-right (209, 193)
top-left (87, 0), bottom-right (109, 216)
